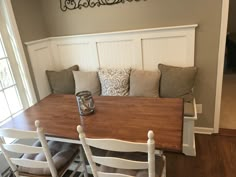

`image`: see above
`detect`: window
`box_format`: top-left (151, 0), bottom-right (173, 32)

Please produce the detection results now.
top-left (0, 1), bottom-right (36, 125)
top-left (0, 32), bottom-right (23, 123)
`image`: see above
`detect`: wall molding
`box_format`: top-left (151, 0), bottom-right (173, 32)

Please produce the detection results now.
top-left (214, 0), bottom-right (230, 133)
top-left (25, 24), bottom-right (198, 46)
top-left (194, 127), bottom-right (214, 134)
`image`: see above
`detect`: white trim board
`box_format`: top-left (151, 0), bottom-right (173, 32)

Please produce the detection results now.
top-left (25, 24), bottom-right (198, 46)
top-left (214, 0), bottom-right (230, 133)
top-left (194, 127), bottom-right (214, 135)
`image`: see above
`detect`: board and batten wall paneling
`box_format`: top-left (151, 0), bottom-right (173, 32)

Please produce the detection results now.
top-left (26, 25), bottom-right (197, 100)
top-left (97, 40), bottom-right (139, 69)
top-left (27, 41), bottom-right (55, 99)
top-left (53, 42), bottom-right (98, 71)
top-left (142, 37), bottom-right (186, 70)
top-left (142, 28), bottom-right (195, 70)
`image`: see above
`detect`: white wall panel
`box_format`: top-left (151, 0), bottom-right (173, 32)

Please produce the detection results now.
top-left (56, 43), bottom-right (99, 71)
top-left (27, 42), bottom-right (54, 100)
top-left (97, 40), bottom-right (140, 69)
top-left (142, 36), bottom-right (187, 70)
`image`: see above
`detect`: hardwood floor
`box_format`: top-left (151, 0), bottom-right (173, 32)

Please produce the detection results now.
top-left (220, 74), bottom-right (236, 129)
top-left (166, 134), bottom-right (236, 177)
top-left (219, 128), bottom-right (236, 136)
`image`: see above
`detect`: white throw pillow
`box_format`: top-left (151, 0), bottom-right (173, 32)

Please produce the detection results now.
top-left (73, 71), bottom-right (101, 95)
top-left (129, 69), bottom-right (161, 97)
top-left (98, 68), bottom-right (131, 96)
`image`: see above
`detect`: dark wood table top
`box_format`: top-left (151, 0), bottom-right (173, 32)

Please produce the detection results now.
top-left (0, 94), bottom-right (184, 152)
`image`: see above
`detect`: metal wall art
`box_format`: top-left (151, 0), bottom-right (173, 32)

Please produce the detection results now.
top-left (60, 0), bottom-right (144, 11)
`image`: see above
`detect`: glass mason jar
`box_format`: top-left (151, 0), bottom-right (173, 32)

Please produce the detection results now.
top-left (76, 91), bottom-right (95, 116)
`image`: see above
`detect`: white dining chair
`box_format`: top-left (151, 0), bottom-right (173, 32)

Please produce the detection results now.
top-left (0, 120), bottom-right (88, 177)
top-left (77, 125), bottom-right (166, 177)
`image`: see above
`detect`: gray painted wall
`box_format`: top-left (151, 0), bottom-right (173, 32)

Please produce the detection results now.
top-left (11, 0), bottom-right (223, 128)
top-left (11, 0), bottom-right (49, 100)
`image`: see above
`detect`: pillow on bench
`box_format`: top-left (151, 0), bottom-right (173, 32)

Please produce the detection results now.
top-left (98, 68), bottom-right (131, 96)
top-left (129, 70), bottom-right (161, 97)
top-left (158, 64), bottom-right (197, 102)
top-left (73, 71), bottom-right (101, 95)
top-left (46, 65), bottom-right (79, 94)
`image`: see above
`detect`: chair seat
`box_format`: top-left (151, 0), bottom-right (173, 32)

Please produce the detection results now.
top-left (99, 152), bottom-right (164, 177)
top-left (18, 140), bottom-right (79, 176)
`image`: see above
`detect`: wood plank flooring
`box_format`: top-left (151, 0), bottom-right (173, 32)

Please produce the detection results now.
top-left (220, 74), bottom-right (236, 129)
top-left (166, 134), bottom-right (236, 177)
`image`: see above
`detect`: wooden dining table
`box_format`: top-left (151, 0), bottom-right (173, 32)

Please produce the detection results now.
top-left (0, 94), bottom-right (184, 152)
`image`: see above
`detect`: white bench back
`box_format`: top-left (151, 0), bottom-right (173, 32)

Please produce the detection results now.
top-left (26, 25), bottom-right (197, 100)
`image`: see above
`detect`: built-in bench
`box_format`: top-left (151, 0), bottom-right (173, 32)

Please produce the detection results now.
top-left (26, 25), bottom-right (198, 156)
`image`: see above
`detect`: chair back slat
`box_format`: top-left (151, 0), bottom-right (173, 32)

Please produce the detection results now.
top-left (3, 144), bottom-right (44, 154)
top-left (92, 156), bottom-right (148, 170)
top-left (10, 158), bottom-right (49, 168)
top-left (0, 129), bottom-right (38, 139)
top-left (86, 139), bottom-right (148, 152)
top-left (98, 172), bottom-right (135, 177)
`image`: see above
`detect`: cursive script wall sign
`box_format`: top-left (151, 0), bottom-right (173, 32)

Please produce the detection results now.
top-left (60, 0), bottom-right (144, 11)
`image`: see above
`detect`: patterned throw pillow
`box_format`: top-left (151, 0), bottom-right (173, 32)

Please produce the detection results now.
top-left (98, 68), bottom-right (131, 96)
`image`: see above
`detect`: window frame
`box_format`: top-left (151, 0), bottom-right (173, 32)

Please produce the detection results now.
top-left (0, 0), bottom-right (37, 113)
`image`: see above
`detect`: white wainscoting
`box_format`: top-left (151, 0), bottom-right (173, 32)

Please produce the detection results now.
top-left (26, 24), bottom-right (198, 156)
top-left (27, 41), bottom-right (55, 99)
top-left (26, 25), bottom-right (197, 99)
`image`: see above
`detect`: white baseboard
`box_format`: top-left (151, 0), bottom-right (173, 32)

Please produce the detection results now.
top-left (194, 127), bottom-right (214, 134)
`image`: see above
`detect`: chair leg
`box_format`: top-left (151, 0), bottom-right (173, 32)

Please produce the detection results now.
top-left (80, 146), bottom-right (88, 177)
top-left (69, 161), bottom-right (82, 177)
top-left (68, 146), bottom-right (88, 177)
top-left (161, 155), bottom-right (166, 177)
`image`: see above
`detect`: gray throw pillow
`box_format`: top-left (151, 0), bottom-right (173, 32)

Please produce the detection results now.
top-left (129, 70), bottom-right (161, 97)
top-left (158, 64), bottom-right (197, 102)
top-left (73, 71), bottom-right (101, 95)
top-left (98, 68), bottom-right (131, 96)
top-left (46, 65), bottom-right (79, 94)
